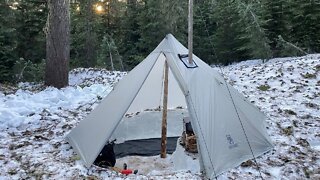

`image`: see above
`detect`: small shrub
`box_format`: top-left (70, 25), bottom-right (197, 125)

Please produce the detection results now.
top-left (257, 84), bottom-right (270, 91)
top-left (297, 138), bottom-right (309, 147)
top-left (241, 160), bottom-right (253, 167)
top-left (70, 155), bottom-right (81, 161)
top-left (8, 169), bottom-right (17, 175)
top-left (303, 167), bottom-right (310, 178)
top-left (13, 58), bottom-right (45, 82)
top-left (301, 72), bottom-right (316, 79)
top-left (284, 109), bottom-right (297, 115)
top-left (282, 126), bottom-right (293, 136)
top-left (305, 102), bottom-right (318, 108)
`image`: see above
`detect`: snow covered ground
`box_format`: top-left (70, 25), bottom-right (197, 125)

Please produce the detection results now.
top-left (0, 55), bottom-right (319, 179)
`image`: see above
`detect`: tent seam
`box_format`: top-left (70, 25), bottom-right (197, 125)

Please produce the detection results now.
top-left (107, 53), bottom-right (163, 141)
top-left (187, 95), bottom-right (218, 179)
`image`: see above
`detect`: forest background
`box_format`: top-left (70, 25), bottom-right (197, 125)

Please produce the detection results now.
top-left (0, 0), bottom-right (319, 83)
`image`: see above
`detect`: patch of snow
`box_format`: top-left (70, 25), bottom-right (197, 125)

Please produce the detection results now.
top-left (308, 140), bottom-right (320, 151)
top-left (0, 84), bottom-right (111, 128)
top-left (0, 54), bottom-right (320, 179)
top-left (171, 142), bottom-right (200, 174)
top-left (269, 167), bottom-right (282, 178)
top-left (69, 68), bottom-right (126, 87)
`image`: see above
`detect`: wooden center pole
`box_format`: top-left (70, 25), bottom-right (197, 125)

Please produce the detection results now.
top-left (188, 0), bottom-right (194, 64)
top-left (161, 60), bottom-right (169, 158)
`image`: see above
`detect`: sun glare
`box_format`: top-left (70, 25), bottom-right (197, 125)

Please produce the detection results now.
top-left (95, 5), bottom-right (104, 13)
top-left (9, 2), bottom-right (19, 10)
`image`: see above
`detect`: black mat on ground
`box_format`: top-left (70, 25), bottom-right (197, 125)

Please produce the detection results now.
top-left (114, 137), bottom-right (179, 158)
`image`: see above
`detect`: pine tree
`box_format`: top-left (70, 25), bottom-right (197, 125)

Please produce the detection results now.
top-left (213, 0), bottom-right (250, 64)
top-left (137, 0), bottom-right (167, 54)
top-left (290, 0), bottom-right (320, 53)
top-left (15, 0), bottom-right (47, 63)
top-left (237, 1), bottom-right (271, 60)
top-left (262, 0), bottom-right (290, 57)
top-left (118, 0), bottom-right (142, 69)
top-left (161, 0), bottom-right (188, 43)
top-left (193, 0), bottom-right (216, 64)
top-left (138, 0), bottom-right (187, 54)
top-left (97, 34), bottom-right (123, 70)
top-left (0, 1), bottom-right (17, 82)
top-left (70, 0), bottom-right (97, 67)
top-left (97, 0), bottom-right (126, 70)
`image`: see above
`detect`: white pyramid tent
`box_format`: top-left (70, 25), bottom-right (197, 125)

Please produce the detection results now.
top-left (66, 34), bottom-right (273, 178)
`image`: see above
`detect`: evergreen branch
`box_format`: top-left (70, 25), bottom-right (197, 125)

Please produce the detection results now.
top-left (238, 1), bottom-right (263, 33)
top-left (278, 35), bottom-right (308, 55)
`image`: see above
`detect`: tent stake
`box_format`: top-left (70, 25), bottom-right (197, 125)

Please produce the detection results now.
top-left (161, 60), bottom-right (169, 158)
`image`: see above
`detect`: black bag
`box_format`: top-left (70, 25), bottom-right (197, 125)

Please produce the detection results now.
top-left (185, 122), bottom-right (194, 135)
top-left (94, 140), bottom-right (116, 167)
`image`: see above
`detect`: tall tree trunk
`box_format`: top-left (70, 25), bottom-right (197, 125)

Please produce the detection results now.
top-left (106, 39), bottom-right (115, 71)
top-left (109, 52), bottom-right (114, 71)
top-left (45, 0), bottom-right (70, 88)
top-left (84, 0), bottom-right (96, 67)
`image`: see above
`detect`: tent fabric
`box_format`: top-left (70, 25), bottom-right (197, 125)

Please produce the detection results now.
top-left (66, 34), bottom-right (273, 178)
top-left (110, 110), bottom-right (188, 143)
top-left (126, 53), bottom-right (186, 113)
top-left (163, 35), bottom-right (273, 177)
top-left (67, 52), bottom-right (161, 167)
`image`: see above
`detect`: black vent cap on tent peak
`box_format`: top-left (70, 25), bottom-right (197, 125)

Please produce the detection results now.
top-left (178, 54), bottom-right (198, 68)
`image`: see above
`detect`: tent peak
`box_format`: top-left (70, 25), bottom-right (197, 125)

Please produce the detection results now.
top-left (166, 33), bottom-right (173, 37)
top-left (165, 33), bottom-right (175, 39)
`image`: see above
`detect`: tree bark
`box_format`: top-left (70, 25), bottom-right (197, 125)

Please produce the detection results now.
top-left (161, 60), bottom-right (169, 158)
top-left (106, 39), bottom-right (114, 71)
top-left (45, 0), bottom-right (70, 88)
top-left (109, 51), bottom-right (114, 71)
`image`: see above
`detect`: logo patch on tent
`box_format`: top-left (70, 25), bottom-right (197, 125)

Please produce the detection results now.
top-left (226, 134), bottom-right (238, 149)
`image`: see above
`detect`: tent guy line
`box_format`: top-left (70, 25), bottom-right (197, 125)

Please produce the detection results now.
top-left (218, 66), bottom-right (265, 180)
top-left (197, 3), bottom-right (265, 178)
